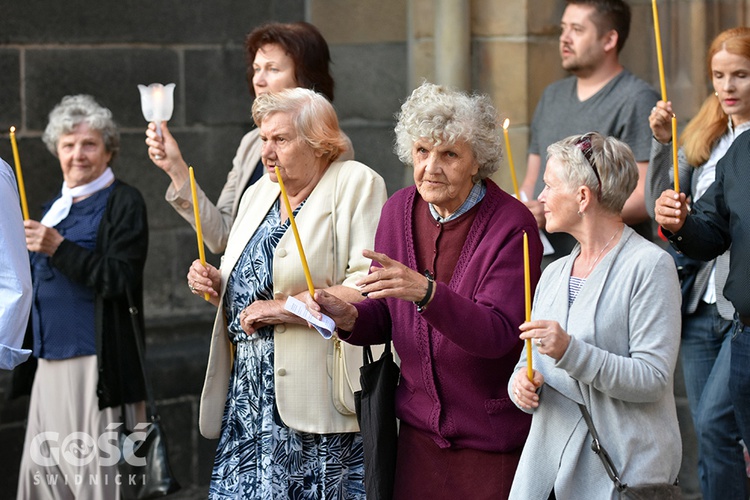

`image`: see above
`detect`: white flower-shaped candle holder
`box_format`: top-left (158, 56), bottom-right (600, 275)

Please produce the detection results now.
top-left (138, 83), bottom-right (175, 137)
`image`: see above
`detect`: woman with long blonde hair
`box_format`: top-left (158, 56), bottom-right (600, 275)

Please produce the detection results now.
top-left (645, 26), bottom-right (750, 500)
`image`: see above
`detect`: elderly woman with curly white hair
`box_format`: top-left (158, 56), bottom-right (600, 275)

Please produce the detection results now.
top-left (314, 81), bottom-right (543, 498)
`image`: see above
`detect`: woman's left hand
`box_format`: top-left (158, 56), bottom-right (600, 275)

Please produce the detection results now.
top-left (511, 367), bottom-right (544, 410)
top-left (356, 249), bottom-right (433, 304)
top-left (239, 299), bottom-right (288, 335)
top-left (519, 320), bottom-right (570, 361)
top-left (24, 220), bottom-right (64, 256)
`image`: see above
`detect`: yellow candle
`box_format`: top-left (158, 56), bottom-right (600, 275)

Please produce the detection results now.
top-left (274, 166), bottom-right (315, 297)
top-left (9, 127), bottom-right (29, 220)
top-left (502, 119), bottom-right (520, 199)
top-left (652, 0), bottom-right (668, 101)
top-left (524, 231), bottom-right (533, 381)
top-left (671, 115), bottom-right (679, 193)
top-left (189, 166), bottom-right (210, 301)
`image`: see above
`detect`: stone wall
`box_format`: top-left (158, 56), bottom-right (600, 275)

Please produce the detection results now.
top-left (0, 1), bottom-right (407, 496)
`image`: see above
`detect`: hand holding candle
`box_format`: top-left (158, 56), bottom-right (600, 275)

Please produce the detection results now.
top-left (502, 119), bottom-right (520, 199)
top-left (523, 231), bottom-right (533, 381)
top-left (671, 115), bottom-right (679, 193)
top-left (9, 127), bottom-right (29, 220)
top-left (189, 166), bottom-right (210, 301)
top-left (274, 166), bottom-right (315, 297)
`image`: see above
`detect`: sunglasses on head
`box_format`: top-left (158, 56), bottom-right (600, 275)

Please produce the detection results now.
top-left (574, 133), bottom-right (602, 199)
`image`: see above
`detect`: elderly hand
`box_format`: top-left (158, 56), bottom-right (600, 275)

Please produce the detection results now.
top-left (519, 320), bottom-right (570, 361)
top-left (187, 259), bottom-right (221, 306)
top-left (511, 367), bottom-right (544, 410)
top-left (309, 289), bottom-right (359, 332)
top-left (357, 249), bottom-right (434, 305)
top-left (24, 220), bottom-right (64, 256)
top-left (649, 100), bottom-right (673, 145)
top-left (654, 189), bottom-right (688, 233)
top-left (145, 122), bottom-right (189, 188)
top-left (238, 299), bottom-right (288, 335)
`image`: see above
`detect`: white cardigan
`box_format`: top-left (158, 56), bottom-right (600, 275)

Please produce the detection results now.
top-left (199, 160), bottom-right (387, 438)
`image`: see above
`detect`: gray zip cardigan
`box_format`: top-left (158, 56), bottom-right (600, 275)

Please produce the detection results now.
top-left (509, 226), bottom-right (682, 499)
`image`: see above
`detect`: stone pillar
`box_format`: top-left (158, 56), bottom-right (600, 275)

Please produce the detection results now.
top-left (434, 0), bottom-right (471, 90)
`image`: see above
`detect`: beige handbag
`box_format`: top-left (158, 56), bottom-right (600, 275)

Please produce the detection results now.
top-left (332, 337), bottom-right (358, 415)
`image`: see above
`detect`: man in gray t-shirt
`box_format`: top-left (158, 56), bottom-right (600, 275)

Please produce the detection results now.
top-left (521, 0), bottom-right (659, 262)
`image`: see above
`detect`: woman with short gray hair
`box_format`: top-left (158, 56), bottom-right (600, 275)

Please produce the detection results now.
top-left (17, 94), bottom-right (148, 499)
top-left (509, 132), bottom-right (682, 498)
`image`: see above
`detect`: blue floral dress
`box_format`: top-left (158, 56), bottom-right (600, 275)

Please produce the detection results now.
top-left (209, 199), bottom-right (365, 499)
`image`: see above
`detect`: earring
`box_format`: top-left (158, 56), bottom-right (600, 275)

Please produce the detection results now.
top-left (715, 91), bottom-right (719, 97)
top-left (577, 210), bottom-right (584, 218)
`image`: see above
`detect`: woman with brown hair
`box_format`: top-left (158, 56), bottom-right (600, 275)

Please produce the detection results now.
top-left (144, 21), bottom-right (352, 254)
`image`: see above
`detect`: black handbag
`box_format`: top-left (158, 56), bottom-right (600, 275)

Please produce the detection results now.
top-left (578, 404), bottom-right (682, 499)
top-left (118, 290), bottom-right (181, 500)
top-left (354, 340), bottom-right (400, 500)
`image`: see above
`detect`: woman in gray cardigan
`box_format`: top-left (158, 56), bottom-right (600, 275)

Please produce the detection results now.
top-left (508, 133), bottom-right (683, 499)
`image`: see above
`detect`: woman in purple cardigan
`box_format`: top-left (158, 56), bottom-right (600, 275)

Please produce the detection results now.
top-left (313, 82), bottom-right (544, 499)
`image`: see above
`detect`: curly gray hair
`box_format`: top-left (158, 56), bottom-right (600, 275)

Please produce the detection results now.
top-left (394, 82), bottom-right (502, 183)
top-left (42, 95), bottom-right (120, 163)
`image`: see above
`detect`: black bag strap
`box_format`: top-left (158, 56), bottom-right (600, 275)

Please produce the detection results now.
top-left (124, 287), bottom-right (159, 421)
top-left (362, 337), bottom-right (392, 366)
top-left (578, 403), bottom-right (627, 492)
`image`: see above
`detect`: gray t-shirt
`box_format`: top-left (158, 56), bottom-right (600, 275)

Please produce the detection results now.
top-left (529, 69), bottom-right (659, 197)
top-left (529, 69), bottom-right (659, 260)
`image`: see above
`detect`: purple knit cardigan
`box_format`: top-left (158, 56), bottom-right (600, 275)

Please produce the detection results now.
top-left (345, 180), bottom-right (543, 452)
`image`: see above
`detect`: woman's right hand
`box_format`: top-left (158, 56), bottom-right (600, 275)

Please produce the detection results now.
top-left (511, 368), bottom-right (544, 410)
top-left (310, 289), bottom-right (358, 332)
top-left (145, 121), bottom-right (189, 189)
top-left (654, 189), bottom-right (688, 233)
top-left (649, 100), bottom-right (673, 145)
top-left (187, 259), bottom-right (221, 306)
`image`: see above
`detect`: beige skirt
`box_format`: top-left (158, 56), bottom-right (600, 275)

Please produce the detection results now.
top-left (16, 355), bottom-right (145, 500)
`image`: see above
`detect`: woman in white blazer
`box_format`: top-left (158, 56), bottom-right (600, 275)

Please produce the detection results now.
top-left (508, 133), bottom-right (683, 499)
top-left (186, 88), bottom-right (387, 499)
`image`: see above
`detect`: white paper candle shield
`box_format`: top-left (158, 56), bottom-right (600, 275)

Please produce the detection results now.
top-left (138, 83), bottom-right (175, 136)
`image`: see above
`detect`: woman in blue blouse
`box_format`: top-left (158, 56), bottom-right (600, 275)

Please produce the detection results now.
top-left (17, 95), bottom-right (149, 499)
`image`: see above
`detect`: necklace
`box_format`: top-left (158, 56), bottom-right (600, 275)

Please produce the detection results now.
top-left (581, 225), bottom-right (622, 278)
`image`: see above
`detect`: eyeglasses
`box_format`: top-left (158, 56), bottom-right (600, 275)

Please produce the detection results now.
top-left (574, 133), bottom-right (602, 199)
